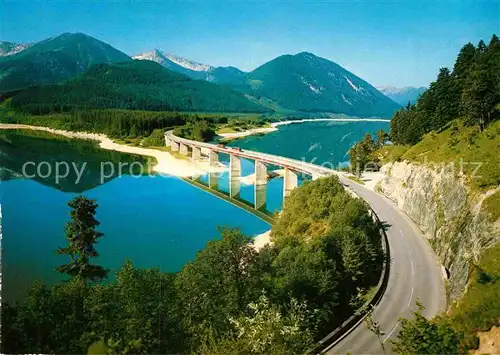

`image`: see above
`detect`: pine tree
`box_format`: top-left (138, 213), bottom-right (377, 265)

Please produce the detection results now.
top-left (56, 196), bottom-right (108, 282)
top-left (453, 42), bottom-right (476, 81)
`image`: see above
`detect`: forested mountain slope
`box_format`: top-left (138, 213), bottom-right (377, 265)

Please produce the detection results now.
top-left (7, 60), bottom-right (268, 113)
top-left (349, 34), bottom-right (500, 354)
top-left (241, 52), bottom-right (400, 117)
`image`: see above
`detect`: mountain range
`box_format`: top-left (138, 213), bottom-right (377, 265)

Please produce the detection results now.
top-left (133, 49), bottom-right (401, 116)
top-left (1, 32), bottom-right (412, 117)
top-left (376, 86), bottom-right (426, 105)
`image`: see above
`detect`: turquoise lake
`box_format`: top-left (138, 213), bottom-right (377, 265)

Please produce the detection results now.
top-left (0, 120), bottom-right (389, 301)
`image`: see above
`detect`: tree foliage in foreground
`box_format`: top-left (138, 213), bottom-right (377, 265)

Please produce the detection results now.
top-left (391, 303), bottom-right (461, 355)
top-left (2, 176), bottom-right (383, 354)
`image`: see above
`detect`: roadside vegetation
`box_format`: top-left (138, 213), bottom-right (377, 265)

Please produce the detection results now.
top-left (350, 34), bottom-right (500, 354)
top-left (1, 176), bottom-right (383, 354)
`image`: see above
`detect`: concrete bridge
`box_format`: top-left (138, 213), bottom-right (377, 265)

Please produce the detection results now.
top-left (165, 129), bottom-right (446, 354)
top-left (165, 130), bottom-right (332, 210)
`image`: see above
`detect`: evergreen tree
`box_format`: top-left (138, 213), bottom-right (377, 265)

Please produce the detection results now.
top-left (461, 57), bottom-right (495, 130)
top-left (392, 303), bottom-right (460, 355)
top-left (56, 196), bottom-right (108, 282)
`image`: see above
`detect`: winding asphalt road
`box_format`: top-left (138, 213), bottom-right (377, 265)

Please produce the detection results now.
top-left (166, 131), bottom-right (447, 354)
top-left (326, 177), bottom-right (447, 354)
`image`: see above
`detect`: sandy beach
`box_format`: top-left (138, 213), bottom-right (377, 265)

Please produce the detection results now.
top-left (0, 124), bottom-right (227, 177)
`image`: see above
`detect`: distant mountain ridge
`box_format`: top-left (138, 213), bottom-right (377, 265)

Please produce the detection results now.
top-left (246, 52), bottom-right (400, 117)
top-left (135, 49), bottom-right (400, 117)
top-left (133, 49), bottom-right (246, 85)
top-left (3, 32), bottom-right (401, 117)
top-left (377, 86), bottom-right (426, 105)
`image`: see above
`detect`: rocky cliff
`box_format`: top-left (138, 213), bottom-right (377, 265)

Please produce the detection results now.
top-left (377, 161), bottom-right (500, 301)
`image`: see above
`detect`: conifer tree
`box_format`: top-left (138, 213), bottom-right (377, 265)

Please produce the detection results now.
top-left (56, 196), bottom-right (108, 282)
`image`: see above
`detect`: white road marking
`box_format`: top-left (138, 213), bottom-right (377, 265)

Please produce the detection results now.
top-left (383, 323), bottom-right (400, 343)
top-left (411, 260), bottom-right (415, 275)
top-left (400, 229), bottom-right (404, 237)
top-left (407, 287), bottom-right (415, 308)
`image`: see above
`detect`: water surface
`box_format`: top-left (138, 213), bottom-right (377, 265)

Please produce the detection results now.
top-left (230, 120), bottom-right (390, 167)
top-left (0, 131), bottom-right (270, 301)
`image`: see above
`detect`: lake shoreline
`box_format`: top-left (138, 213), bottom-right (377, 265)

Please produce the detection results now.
top-left (0, 124), bottom-right (227, 178)
top-left (217, 117), bottom-right (391, 142)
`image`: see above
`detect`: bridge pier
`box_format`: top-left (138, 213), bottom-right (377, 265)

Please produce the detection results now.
top-left (209, 150), bottom-right (219, 166)
top-left (229, 155), bottom-right (241, 198)
top-left (170, 140), bottom-right (180, 152)
top-left (230, 177), bottom-right (241, 199)
top-left (179, 143), bottom-right (189, 156)
top-left (255, 160), bottom-right (267, 186)
top-left (230, 155), bottom-right (241, 178)
top-left (192, 146), bottom-right (201, 161)
top-left (208, 172), bottom-right (219, 189)
top-left (254, 184), bottom-right (266, 211)
top-left (165, 136), bottom-right (171, 147)
top-left (283, 167), bottom-right (298, 198)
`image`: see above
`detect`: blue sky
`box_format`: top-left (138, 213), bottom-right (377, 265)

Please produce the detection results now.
top-left (1, 1), bottom-right (498, 87)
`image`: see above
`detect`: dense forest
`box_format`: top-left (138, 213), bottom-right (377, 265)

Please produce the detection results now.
top-left (173, 120), bottom-right (216, 142)
top-left (0, 33), bottom-right (133, 93)
top-left (5, 60), bottom-right (267, 114)
top-left (390, 34), bottom-right (500, 145)
top-left (1, 176), bottom-right (383, 354)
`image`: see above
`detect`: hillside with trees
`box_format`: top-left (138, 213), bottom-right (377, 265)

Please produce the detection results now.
top-left (347, 34), bottom-right (500, 355)
top-left (390, 34), bottom-right (500, 145)
top-left (5, 60), bottom-right (268, 114)
top-left (1, 176), bottom-right (383, 354)
top-left (0, 33), bottom-right (132, 93)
